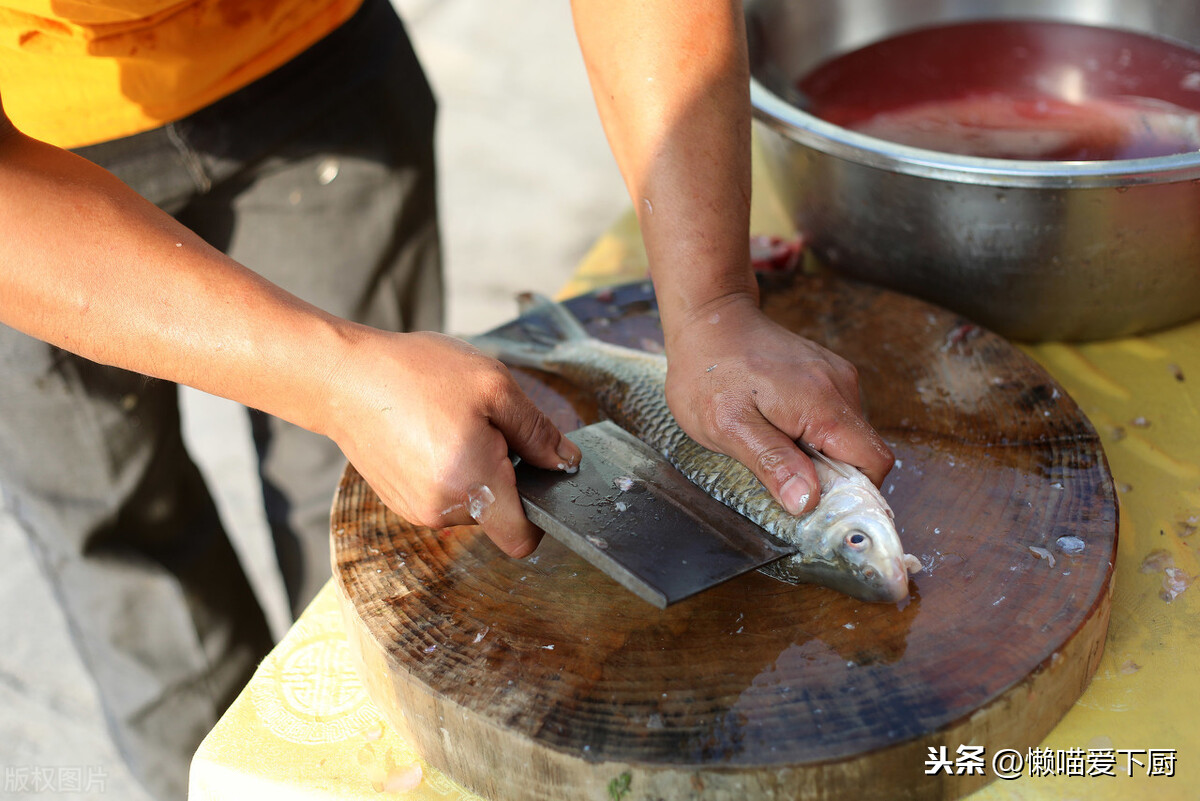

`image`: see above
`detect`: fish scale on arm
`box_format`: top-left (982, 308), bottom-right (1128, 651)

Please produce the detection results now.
top-left (474, 296), bottom-right (913, 603)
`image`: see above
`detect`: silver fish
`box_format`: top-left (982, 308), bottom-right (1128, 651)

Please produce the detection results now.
top-left (474, 295), bottom-right (909, 603)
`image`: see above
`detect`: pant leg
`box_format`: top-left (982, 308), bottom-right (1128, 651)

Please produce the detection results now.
top-left (1, 1), bottom-right (437, 794)
top-left (173, 0), bottom-right (443, 614)
top-left (0, 332), bottom-right (273, 801)
top-left (0, 71), bottom-right (282, 801)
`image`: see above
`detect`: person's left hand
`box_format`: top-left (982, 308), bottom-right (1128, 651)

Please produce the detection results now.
top-left (662, 292), bottom-right (894, 516)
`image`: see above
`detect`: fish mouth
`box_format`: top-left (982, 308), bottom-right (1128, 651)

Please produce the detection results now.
top-left (877, 556), bottom-right (911, 603)
top-left (800, 557), bottom-right (910, 603)
top-left (852, 555), bottom-right (910, 603)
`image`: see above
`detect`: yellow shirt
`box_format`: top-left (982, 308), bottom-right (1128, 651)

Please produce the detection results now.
top-left (0, 0), bottom-right (363, 148)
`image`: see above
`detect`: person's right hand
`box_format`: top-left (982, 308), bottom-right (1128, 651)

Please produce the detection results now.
top-left (321, 329), bottom-right (580, 558)
top-left (0, 98), bottom-right (574, 562)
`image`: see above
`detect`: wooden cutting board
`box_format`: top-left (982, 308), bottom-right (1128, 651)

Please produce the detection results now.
top-left (332, 276), bottom-right (1116, 801)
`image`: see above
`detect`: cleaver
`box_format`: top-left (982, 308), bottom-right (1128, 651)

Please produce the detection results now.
top-left (514, 421), bottom-right (797, 608)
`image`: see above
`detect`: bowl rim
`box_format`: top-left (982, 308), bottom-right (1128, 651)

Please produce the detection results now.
top-left (751, 79), bottom-right (1200, 189)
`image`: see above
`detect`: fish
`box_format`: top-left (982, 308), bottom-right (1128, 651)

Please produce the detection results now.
top-left (472, 293), bottom-right (910, 603)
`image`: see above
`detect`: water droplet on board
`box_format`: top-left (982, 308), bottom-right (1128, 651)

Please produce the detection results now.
top-left (1056, 535), bottom-right (1086, 554)
top-left (317, 158), bottom-right (340, 185)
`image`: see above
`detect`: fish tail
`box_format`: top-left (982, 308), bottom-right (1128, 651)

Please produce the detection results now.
top-left (468, 293), bottom-right (590, 368)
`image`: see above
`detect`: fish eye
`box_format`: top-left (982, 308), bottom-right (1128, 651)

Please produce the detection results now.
top-left (844, 531), bottom-right (871, 551)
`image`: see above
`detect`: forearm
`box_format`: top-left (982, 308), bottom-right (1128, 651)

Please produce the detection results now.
top-left (0, 128), bottom-right (356, 437)
top-left (0, 99), bottom-right (582, 556)
top-left (571, 0), bottom-right (756, 343)
top-left (570, 9), bottom-right (895, 500)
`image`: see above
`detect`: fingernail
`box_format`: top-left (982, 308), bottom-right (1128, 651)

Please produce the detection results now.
top-left (780, 475), bottom-right (811, 516)
top-left (557, 439), bottom-right (580, 473)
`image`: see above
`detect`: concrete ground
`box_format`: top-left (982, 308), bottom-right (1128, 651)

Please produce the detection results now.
top-left (0, 1), bottom-right (628, 797)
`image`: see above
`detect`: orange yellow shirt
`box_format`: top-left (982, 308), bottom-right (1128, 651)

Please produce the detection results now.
top-left (0, 0), bottom-right (363, 148)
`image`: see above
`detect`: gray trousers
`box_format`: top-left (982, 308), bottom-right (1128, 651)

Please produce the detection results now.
top-left (0, 0), bottom-right (441, 797)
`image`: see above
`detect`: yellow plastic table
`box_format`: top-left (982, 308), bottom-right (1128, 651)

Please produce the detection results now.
top-left (190, 148), bottom-right (1199, 801)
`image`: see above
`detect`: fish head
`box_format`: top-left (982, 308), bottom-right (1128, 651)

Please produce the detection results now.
top-left (812, 500), bottom-right (909, 603)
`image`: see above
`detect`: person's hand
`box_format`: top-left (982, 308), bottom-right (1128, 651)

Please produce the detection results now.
top-left (322, 330), bottom-right (580, 558)
top-left (662, 292), bottom-right (893, 515)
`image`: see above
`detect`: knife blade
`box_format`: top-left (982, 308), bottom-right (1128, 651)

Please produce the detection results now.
top-left (514, 421), bottom-right (797, 608)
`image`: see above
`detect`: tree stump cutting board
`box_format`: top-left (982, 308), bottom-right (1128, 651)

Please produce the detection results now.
top-left (333, 276), bottom-right (1116, 801)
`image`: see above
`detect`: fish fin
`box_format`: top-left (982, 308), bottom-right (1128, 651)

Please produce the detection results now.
top-left (798, 442), bottom-right (856, 481)
top-left (469, 334), bottom-right (552, 369)
top-left (467, 293), bottom-right (592, 367)
top-left (514, 293), bottom-right (592, 342)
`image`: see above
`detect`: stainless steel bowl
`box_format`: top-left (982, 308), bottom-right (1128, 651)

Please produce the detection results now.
top-left (747, 0), bottom-right (1200, 341)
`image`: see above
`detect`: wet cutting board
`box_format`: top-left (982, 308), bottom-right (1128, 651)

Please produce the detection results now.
top-left (332, 276), bottom-right (1116, 801)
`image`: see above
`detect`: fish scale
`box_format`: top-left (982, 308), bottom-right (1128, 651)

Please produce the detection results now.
top-left (544, 340), bottom-right (807, 542)
top-left (474, 297), bottom-right (911, 602)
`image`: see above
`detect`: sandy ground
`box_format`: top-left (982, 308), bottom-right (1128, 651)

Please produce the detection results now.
top-left (0, 1), bottom-right (628, 797)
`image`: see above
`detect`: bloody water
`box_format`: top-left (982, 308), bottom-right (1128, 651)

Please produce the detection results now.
top-left (797, 20), bottom-right (1200, 160)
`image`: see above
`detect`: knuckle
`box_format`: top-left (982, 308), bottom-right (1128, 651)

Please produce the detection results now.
top-left (710, 394), bottom-right (748, 433)
top-left (755, 444), bottom-right (798, 484)
top-left (475, 359), bottom-right (518, 400)
top-left (490, 455), bottom-right (519, 486)
top-left (795, 420), bottom-right (831, 453)
top-left (502, 536), bottom-right (538, 560)
top-left (836, 359), bottom-right (860, 385)
top-left (413, 498), bottom-right (455, 528)
top-left (513, 408), bottom-right (555, 449)
top-left (484, 516), bottom-right (539, 557)
top-left (872, 441), bottom-right (897, 471)
top-left (427, 459), bottom-right (466, 502)
top-left (754, 445), bottom-right (787, 475)
top-left (741, 351), bottom-right (772, 374)
top-left (803, 371), bottom-right (842, 400)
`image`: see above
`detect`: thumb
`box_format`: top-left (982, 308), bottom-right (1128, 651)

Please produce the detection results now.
top-left (721, 416), bottom-right (821, 516)
top-left (487, 384), bottom-right (581, 473)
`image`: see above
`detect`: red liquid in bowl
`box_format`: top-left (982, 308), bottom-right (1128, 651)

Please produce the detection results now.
top-left (797, 20), bottom-right (1200, 160)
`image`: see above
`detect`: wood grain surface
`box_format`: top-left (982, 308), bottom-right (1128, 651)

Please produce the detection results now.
top-left (333, 276), bottom-right (1116, 801)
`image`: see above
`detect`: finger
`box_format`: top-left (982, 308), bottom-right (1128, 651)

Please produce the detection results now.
top-left (811, 348), bottom-right (864, 415)
top-left (467, 456), bottom-right (544, 559)
top-left (486, 376), bottom-right (581, 472)
top-left (718, 413), bottom-right (822, 516)
top-left (754, 369), bottom-right (891, 488)
top-left (802, 411), bottom-right (895, 489)
top-left (829, 361), bottom-right (864, 415)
